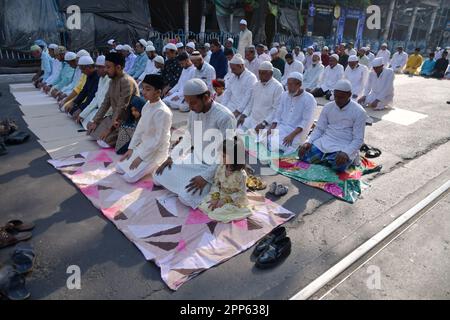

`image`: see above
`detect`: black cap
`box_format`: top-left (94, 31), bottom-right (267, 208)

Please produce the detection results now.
top-left (143, 74), bottom-right (165, 90)
top-left (105, 52), bottom-right (125, 67)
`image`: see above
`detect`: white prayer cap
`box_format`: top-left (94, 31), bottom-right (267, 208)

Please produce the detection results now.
top-left (122, 44), bottom-right (133, 52)
top-left (138, 39), bottom-right (148, 47)
top-left (323, 46), bottom-right (329, 51)
top-left (78, 55), bottom-right (94, 66)
top-left (30, 45), bottom-right (41, 52)
top-left (184, 78), bottom-right (208, 96)
top-left (186, 42), bottom-right (196, 50)
top-left (372, 57), bottom-right (384, 67)
top-left (330, 54), bottom-right (339, 61)
top-left (146, 45), bottom-right (156, 52)
top-left (205, 43), bottom-right (210, 48)
top-left (259, 61), bottom-right (273, 71)
top-left (147, 40), bottom-right (154, 46)
top-left (313, 51), bottom-right (321, 57)
top-left (381, 43), bottom-right (388, 47)
top-left (360, 47), bottom-right (368, 51)
top-left (166, 43), bottom-right (177, 51)
top-left (76, 49), bottom-right (90, 58)
top-left (272, 42), bottom-right (280, 47)
top-left (334, 79), bottom-right (352, 92)
top-left (240, 19), bottom-right (248, 25)
top-left (230, 54), bottom-right (245, 65)
top-left (116, 44), bottom-right (124, 51)
top-left (307, 46), bottom-right (314, 50)
top-left (95, 55), bottom-right (106, 66)
top-left (154, 56), bottom-right (165, 65)
top-left (348, 55), bottom-right (359, 62)
top-left (107, 39), bottom-right (115, 45)
top-left (270, 48), bottom-right (279, 55)
top-left (227, 38), bottom-right (234, 43)
top-left (176, 42), bottom-right (184, 48)
top-left (288, 72), bottom-right (303, 82)
top-left (48, 44), bottom-right (58, 50)
top-left (64, 51), bottom-right (77, 61)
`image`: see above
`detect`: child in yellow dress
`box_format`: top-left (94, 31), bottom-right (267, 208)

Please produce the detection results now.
top-left (199, 138), bottom-right (252, 223)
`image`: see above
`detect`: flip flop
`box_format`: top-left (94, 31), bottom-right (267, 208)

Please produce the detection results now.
top-left (366, 148), bottom-right (382, 159)
top-left (0, 266), bottom-right (30, 301)
top-left (12, 243), bottom-right (36, 275)
top-left (3, 220), bottom-right (35, 233)
top-left (0, 230), bottom-right (32, 249)
top-left (246, 176), bottom-right (267, 191)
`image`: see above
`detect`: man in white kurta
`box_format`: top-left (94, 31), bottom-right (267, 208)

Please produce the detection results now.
top-left (237, 61), bottom-right (283, 132)
top-left (117, 75), bottom-right (172, 183)
top-left (344, 55), bottom-right (369, 99)
top-left (238, 19), bottom-right (253, 57)
top-left (163, 52), bottom-right (196, 112)
top-left (221, 55), bottom-right (257, 116)
top-left (42, 45), bottom-right (63, 87)
top-left (303, 52), bottom-right (324, 91)
top-left (293, 46), bottom-right (306, 64)
top-left (299, 80), bottom-right (367, 172)
top-left (154, 79), bottom-right (237, 209)
top-left (282, 53), bottom-right (304, 86)
top-left (190, 52), bottom-right (216, 91)
top-left (376, 43), bottom-right (391, 66)
top-left (390, 47), bottom-right (408, 74)
top-left (79, 56), bottom-right (112, 129)
top-left (311, 54), bottom-right (344, 100)
top-left (358, 57), bottom-right (395, 111)
top-left (244, 45), bottom-right (261, 79)
top-left (137, 45), bottom-right (158, 83)
top-left (267, 72), bottom-right (317, 154)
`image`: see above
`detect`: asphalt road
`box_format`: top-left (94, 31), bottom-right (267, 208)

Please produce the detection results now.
top-left (0, 74), bottom-right (449, 300)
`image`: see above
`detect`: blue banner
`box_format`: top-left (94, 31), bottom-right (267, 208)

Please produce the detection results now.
top-left (356, 11), bottom-right (366, 48)
top-left (336, 8), bottom-right (346, 45)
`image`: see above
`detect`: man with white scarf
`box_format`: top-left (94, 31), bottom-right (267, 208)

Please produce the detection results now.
top-left (311, 54), bottom-right (344, 100)
top-left (303, 52), bottom-right (324, 91)
top-left (344, 55), bottom-right (369, 99)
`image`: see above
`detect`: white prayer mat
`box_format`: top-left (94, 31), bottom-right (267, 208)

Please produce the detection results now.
top-left (9, 83), bottom-right (37, 93)
top-left (366, 107), bottom-right (428, 126)
top-left (32, 125), bottom-right (88, 143)
top-left (41, 138), bottom-right (99, 159)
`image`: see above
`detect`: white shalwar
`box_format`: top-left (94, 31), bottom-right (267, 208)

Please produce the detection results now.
top-left (282, 60), bottom-right (304, 86)
top-left (390, 51), bottom-right (408, 73)
top-left (163, 64), bottom-right (196, 112)
top-left (80, 76), bottom-right (112, 129)
top-left (153, 102), bottom-right (237, 209)
top-left (303, 63), bottom-right (324, 90)
top-left (263, 91), bottom-right (317, 154)
top-left (364, 68), bottom-right (395, 109)
top-left (240, 78), bottom-right (283, 131)
top-left (318, 64), bottom-right (345, 92)
top-left (344, 64), bottom-right (369, 98)
top-left (307, 100), bottom-right (367, 163)
top-left (376, 49), bottom-right (391, 66)
top-left (116, 100), bottom-right (173, 183)
top-left (221, 69), bottom-right (257, 114)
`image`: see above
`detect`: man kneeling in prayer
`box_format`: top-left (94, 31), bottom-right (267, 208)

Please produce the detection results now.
top-left (116, 75), bottom-right (173, 183)
top-left (298, 79), bottom-right (367, 173)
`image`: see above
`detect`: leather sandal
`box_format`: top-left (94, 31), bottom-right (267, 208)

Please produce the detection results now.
top-left (3, 220), bottom-right (35, 233)
top-left (255, 237), bottom-right (292, 269)
top-left (0, 229), bottom-right (32, 249)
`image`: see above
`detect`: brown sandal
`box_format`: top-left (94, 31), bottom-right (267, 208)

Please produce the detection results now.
top-left (3, 220), bottom-right (35, 233)
top-left (0, 229), bottom-right (32, 249)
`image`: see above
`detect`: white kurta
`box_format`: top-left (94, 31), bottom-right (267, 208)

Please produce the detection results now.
top-left (45, 59), bottom-right (62, 85)
top-left (116, 100), bottom-right (173, 183)
top-left (344, 64), bottom-right (369, 98)
top-left (282, 60), bottom-right (304, 85)
top-left (221, 69), bottom-right (257, 113)
top-left (304, 54), bottom-right (314, 70)
top-left (376, 49), bottom-right (391, 66)
top-left (267, 91), bottom-right (317, 154)
top-left (80, 76), bottom-right (112, 129)
top-left (294, 51), bottom-right (306, 64)
top-left (367, 52), bottom-right (375, 63)
top-left (258, 53), bottom-right (271, 63)
top-left (364, 68), bottom-right (395, 108)
top-left (390, 52), bottom-right (408, 73)
top-left (193, 62), bottom-right (216, 91)
top-left (153, 102), bottom-right (237, 209)
top-left (240, 78), bottom-right (283, 131)
top-left (245, 58), bottom-right (261, 79)
top-left (163, 64), bottom-right (196, 112)
top-left (138, 57), bottom-right (157, 82)
top-left (238, 29), bottom-right (253, 57)
top-left (307, 100), bottom-right (367, 162)
top-left (303, 63), bottom-right (324, 90)
top-left (318, 64), bottom-right (345, 92)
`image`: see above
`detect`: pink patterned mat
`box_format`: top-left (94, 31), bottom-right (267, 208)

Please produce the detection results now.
top-left (48, 149), bottom-right (295, 290)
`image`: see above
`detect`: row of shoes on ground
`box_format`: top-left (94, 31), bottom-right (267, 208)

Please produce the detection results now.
top-left (0, 220), bottom-right (35, 249)
top-left (252, 226), bottom-right (291, 269)
top-left (268, 182), bottom-right (289, 197)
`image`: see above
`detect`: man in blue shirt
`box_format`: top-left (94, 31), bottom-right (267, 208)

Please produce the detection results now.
top-left (209, 39), bottom-right (228, 79)
top-left (128, 39), bottom-right (149, 80)
top-left (31, 45), bottom-right (52, 87)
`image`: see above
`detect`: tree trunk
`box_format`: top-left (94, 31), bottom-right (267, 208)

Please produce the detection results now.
top-left (251, 0), bottom-right (269, 44)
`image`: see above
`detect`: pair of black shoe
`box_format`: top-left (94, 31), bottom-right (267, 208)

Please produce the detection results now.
top-left (253, 226), bottom-right (291, 269)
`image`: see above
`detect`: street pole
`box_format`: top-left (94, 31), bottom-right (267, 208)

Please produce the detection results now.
top-left (406, 6), bottom-right (419, 47)
top-left (383, 0), bottom-right (396, 41)
top-left (200, 0), bottom-right (206, 43)
top-left (426, 6), bottom-right (439, 50)
top-left (184, 0), bottom-right (189, 40)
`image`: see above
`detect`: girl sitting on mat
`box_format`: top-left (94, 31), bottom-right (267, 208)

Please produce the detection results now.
top-left (115, 96), bottom-right (145, 155)
top-left (199, 137), bottom-right (252, 223)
